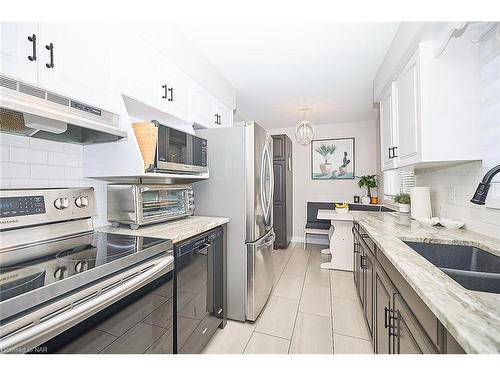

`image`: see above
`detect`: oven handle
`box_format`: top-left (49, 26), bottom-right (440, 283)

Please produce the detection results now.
top-left (139, 186), bottom-right (187, 193)
top-left (0, 256), bottom-right (174, 354)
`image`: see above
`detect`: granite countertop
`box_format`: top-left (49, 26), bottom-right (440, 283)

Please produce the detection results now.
top-left (351, 211), bottom-right (500, 354)
top-left (97, 216), bottom-right (229, 244)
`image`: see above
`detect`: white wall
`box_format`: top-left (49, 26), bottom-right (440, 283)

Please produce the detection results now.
top-left (269, 120), bottom-right (377, 243)
top-left (0, 134), bottom-right (108, 227)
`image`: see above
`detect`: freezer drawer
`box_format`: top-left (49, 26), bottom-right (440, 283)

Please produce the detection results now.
top-left (246, 229), bottom-right (275, 321)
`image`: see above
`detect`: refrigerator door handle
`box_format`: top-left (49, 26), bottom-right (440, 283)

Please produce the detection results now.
top-left (260, 142), bottom-right (273, 225)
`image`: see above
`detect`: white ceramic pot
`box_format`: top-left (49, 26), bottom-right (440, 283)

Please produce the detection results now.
top-left (319, 163), bottom-right (332, 174)
top-left (361, 196), bottom-right (370, 204)
top-left (398, 203), bottom-right (410, 213)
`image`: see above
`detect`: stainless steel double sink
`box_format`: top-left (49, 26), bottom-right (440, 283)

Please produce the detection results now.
top-left (403, 241), bottom-right (500, 294)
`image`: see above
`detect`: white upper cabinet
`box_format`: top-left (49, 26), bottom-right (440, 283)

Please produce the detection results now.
top-left (394, 51), bottom-right (420, 167)
top-left (0, 23), bottom-right (39, 85)
top-left (191, 84), bottom-right (218, 128)
top-left (380, 83), bottom-right (397, 170)
top-left (0, 23), bottom-right (116, 112)
top-left (215, 99), bottom-right (233, 128)
top-left (162, 64), bottom-right (192, 122)
top-left (114, 28), bottom-right (163, 109)
top-left (378, 40), bottom-right (481, 171)
top-left (37, 23), bottom-right (115, 111)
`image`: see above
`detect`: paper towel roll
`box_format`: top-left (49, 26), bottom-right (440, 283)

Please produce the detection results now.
top-left (410, 187), bottom-right (432, 219)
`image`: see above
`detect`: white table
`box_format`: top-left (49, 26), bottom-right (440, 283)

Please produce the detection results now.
top-left (316, 209), bottom-right (354, 271)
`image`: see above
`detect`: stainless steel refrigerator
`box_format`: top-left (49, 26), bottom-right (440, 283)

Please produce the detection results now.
top-left (193, 121), bottom-right (274, 321)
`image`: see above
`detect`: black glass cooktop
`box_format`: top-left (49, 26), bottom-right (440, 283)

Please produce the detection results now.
top-left (0, 232), bottom-right (169, 317)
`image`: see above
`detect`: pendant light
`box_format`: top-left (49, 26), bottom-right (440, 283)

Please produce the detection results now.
top-left (295, 108), bottom-right (315, 145)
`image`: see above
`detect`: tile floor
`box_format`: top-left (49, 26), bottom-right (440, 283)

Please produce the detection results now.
top-left (202, 241), bottom-right (374, 354)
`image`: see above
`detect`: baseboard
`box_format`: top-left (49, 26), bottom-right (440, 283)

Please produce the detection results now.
top-left (291, 235), bottom-right (329, 245)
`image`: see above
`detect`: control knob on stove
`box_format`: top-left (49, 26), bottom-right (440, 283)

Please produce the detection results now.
top-left (75, 195), bottom-right (89, 208)
top-left (54, 197), bottom-right (69, 210)
top-left (75, 261), bottom-right (88, 273)
top-left (54, 266), bottom-right (68, 280)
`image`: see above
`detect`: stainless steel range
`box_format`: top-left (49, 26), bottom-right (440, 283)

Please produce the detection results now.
top-left (0, 188), bottom-right (174, 354)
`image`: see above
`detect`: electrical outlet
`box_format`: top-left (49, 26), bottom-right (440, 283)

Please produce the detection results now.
top-left (448, 187), bottom-right (456, 203)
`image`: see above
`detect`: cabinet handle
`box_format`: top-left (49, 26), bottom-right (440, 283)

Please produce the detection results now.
top-left (388, 314), bottom-right (398, 337)
top-left (161, 84), bottom-right (168, 99)
top-left (388, 147), bottom-right (393, 159)
top-left (27, 34), bottom-right (37, 61)
top-left (392, 146), bottom-right (398, 158)
top-left (168, 87), bottom-right (173, 102)
top-left (45, 43), bottom-right (54, 68)
top-left (215, 113), bottom-right (218, 124)
top-left (384, 307), bottom-right (391, 328)
top-left (217, 114), bottom-right (221, 125)
top-left (360, 255), bottom-right (367, 269)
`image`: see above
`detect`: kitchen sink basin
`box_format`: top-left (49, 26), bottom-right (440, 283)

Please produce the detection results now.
top-left (403, 241), bottom-right (500, 294)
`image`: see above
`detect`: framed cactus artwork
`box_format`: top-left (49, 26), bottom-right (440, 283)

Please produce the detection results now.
top-left (311, 137), bottom-right (355, 180)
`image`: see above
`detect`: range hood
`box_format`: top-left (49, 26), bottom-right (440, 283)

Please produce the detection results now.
top-left (0, 75), bottom-right (127, 144)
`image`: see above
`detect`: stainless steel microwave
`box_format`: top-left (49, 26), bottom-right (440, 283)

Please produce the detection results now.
top-left (107, 184), bottom-right (195, 229)
top-left (148, 121), bottom-right (208, 174)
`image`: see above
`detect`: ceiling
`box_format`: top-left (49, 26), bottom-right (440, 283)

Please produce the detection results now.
top-left (177, 21), bottom-right (399, 129)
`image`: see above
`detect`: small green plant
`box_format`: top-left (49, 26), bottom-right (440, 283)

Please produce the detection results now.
top-left (394, 193), bottom-right (411, 205)
top-left (357, 175), bottom-right (379, 197)
top-left (341, 151), bottom-right (350, 168)
top-left (315, 144), bottom-right (336, 164)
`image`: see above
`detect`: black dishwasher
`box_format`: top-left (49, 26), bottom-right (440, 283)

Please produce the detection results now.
top-left (174, 226), bottom-right (225, 353)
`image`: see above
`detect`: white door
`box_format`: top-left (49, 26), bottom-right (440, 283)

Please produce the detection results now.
top-left (0, 23), bottom-right (39, 85)
top-left (38, 23), bottom-right (115, 111)
top-left (191, 84), bottom-right (218, 128)
top-left (396, 51), bottom-right (420, 166)
top-left (380, 83), bottom-right (397, 170)
top-left (163, 64), bottom-right (192, 122)
top-left (216, 99), bottom-right (233, 128)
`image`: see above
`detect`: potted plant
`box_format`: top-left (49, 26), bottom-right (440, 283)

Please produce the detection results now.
top-left (394, 193), bottom-right (411, 213)
top-left (315, 144), bottom-right (336, 175)
top-left (338, 151), bottom-right (351, 176)
top-left (357, 175), bottom-right (379, 204)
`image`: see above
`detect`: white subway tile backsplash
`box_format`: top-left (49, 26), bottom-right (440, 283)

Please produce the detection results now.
top-left (0, 133), bottom-right (30, 147)
top-left (30, 164), bottom-right (65, 179)
top-left (1, 135), bottom-right (109, 227)
top-left (0, 162), bottom-right (30, 178)
top-left (10, 179), bottom-right (50, 188)
top-left (48, 179), bottom-right (82, 188)
top-left (64, 166), bottom-right (83, 179)
top-left (0, 145), bottom-right (9, 161)
top-left (63, 143), bottom-right (83, 155)
top-left (30, 138), bottom-right (65, 152)
top-left (10, 147), bottom-right (48, 164)
top-left (48, 151), bottom-right (79, 167)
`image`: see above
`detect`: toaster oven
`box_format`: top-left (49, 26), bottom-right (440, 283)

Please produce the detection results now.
top-left (107, 184), bottom-right (194, 229)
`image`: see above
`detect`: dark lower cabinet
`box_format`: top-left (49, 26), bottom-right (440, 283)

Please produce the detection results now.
top-left (393, 294), bottom-right (436, 354)
top-left (353, 222), bottom-right (465, 354)
top-left (374, 270), bottom-right (394, 354)
top-left (272, 134), bottom-right (292, 248)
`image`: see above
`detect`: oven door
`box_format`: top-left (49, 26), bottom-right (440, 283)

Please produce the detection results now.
top-left (139, 186), bottom-right (192, 225)
top-left (155, 123), bottom-right (208, 174)
top-left (0, 255), bottom-right (175, 354)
